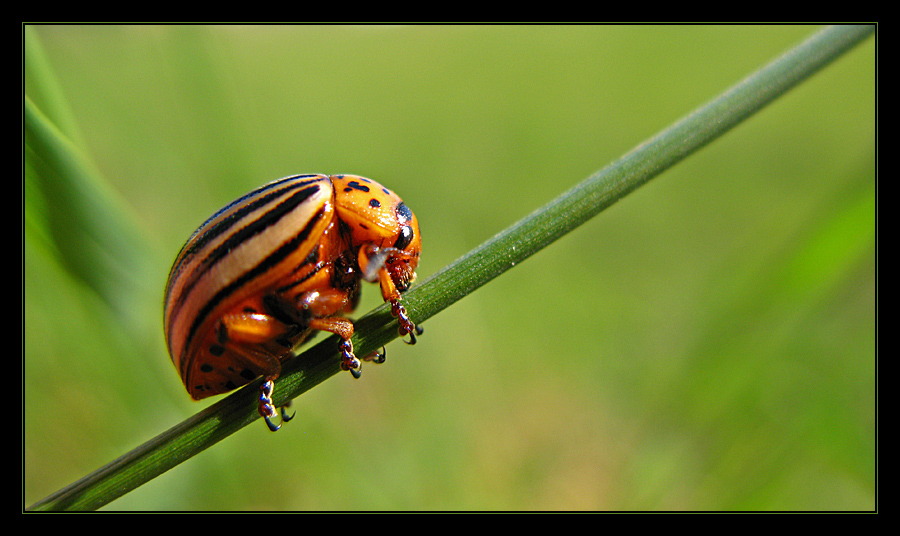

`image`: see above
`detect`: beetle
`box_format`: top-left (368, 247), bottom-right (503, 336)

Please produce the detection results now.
top-left (163, 174), bottom-right (422, 431)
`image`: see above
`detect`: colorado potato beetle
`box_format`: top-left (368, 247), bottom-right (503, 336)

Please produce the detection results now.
top-left (164, 174), bottom-right (422, 431)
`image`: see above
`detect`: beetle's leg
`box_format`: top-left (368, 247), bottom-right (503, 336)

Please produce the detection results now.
top-left (281, 400), bottom-right (296, 422)
top-left (390, 299), bottom-right (422, 345)
top-left (307, 316), bottom-right (362, 378)
top-left (259, 379), bottom-right (278, 430)
top-left (220, 311), bottom-right (296, 347)
top-left (259, 381), bottom-right (296, 432)
top-left (259, 379), bottom-right (292, 432)
top-left (340, 338), bottom-right (361, 379)
top-left (363, 347), bottom-right (386, 364)
top-left (358, 245), bottom-right (423, 345)
top-left (219, 312), bottom-right (299, 431)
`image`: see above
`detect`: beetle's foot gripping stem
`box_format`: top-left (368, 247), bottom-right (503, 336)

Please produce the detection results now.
top-left (391, 300), bottom-right (423, 345)
top-left (338, 338), bottom-right (362, 379)
top-left (363, 347), bottom-right (387, 364)
top-left (259, 379), bottom-right (294, 432)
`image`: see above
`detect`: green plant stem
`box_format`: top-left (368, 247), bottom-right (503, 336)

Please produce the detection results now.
top-left (26, 24), bottom-right (874, 511)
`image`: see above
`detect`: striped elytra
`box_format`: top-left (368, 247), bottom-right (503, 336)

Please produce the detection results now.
top-left (163, 174), bottom-right (421, 431)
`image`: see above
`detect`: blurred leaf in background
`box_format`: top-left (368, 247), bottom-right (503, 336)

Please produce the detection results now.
top-left (24, 25), bottom-right (874, 511)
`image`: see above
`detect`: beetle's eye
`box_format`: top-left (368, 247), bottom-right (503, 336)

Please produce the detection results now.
top-left (393, 225), bottom-right (414, 251)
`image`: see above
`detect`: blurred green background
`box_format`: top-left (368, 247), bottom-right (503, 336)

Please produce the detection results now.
top-left (24, 25), bottom-right (875, 511)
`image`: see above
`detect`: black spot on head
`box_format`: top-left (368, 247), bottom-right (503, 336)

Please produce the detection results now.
top-left (369, 198), bottom-right (381, 208)
top-left (344, 180), bottom-right (370, 193)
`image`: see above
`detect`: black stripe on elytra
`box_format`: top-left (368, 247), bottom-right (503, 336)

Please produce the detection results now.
top-left (165, 176), bottom-right (325, 313)
top-left (274, 247), bottom-right (322, 294)
top-left (169, 175), bottom-right (324, 283)
top-left (183, 205), bottom-right (328, 363)
top-left (169, 182), bottom-right (324, 320)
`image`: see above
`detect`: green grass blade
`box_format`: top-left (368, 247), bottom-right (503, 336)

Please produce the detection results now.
top-left (25, 96), bottom-right (154, 325)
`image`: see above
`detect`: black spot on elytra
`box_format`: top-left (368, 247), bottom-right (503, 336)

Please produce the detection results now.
top-left (240, 368), bottom-right (257, 381)
top-left (200, 363), bottom-right (214, 372)
top-left (369, 198), bottom-right (381, 208)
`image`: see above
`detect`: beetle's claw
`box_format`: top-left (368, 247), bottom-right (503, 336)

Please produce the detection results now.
top-left (366, 347), bottom-right (386, 364)
top-left (259, 380), bottom-right (293, 432)
top-left (280, 401), bottom-right (295, 423)
top-left (391, 300), bottom-right (421, 345)
top-left (338, 338), bottom-right (362, 378)
top-left (264, 414), bottom-right (283, 432)
top-left (402, 324), bottom-right (424, 345)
